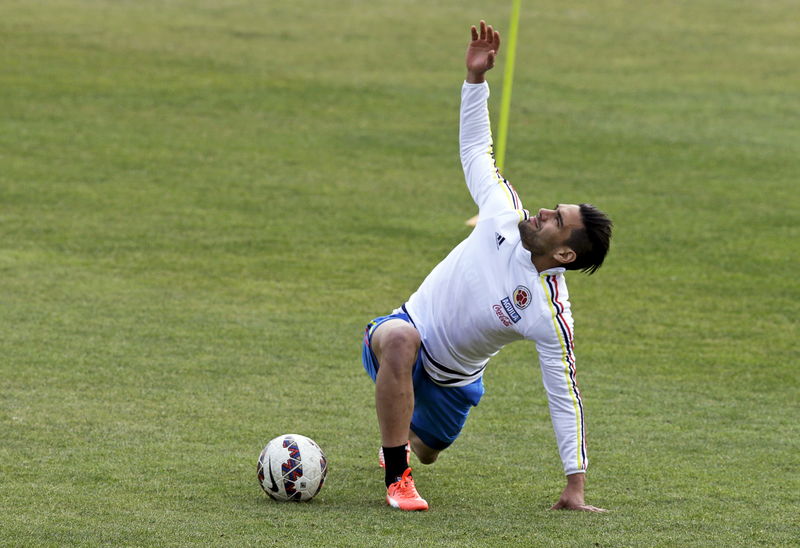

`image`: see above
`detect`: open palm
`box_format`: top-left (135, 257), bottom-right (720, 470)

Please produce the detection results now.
top-left (466, 20), bottom-right (501, 74)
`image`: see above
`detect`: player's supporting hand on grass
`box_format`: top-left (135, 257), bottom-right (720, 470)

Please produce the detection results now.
top-left (550, 471), bottom-right (608, 513)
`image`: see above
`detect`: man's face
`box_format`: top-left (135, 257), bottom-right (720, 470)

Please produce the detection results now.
top-left (518, 203), bottom-right (583, 259)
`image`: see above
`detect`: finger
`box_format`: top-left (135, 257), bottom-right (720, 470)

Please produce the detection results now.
top-left (487, 24), bottom-right (494, 44)
top-left (471, 25), bottom-right (478, 41)
top-left (552, 504), bottom-right (609, 513)
top-left (487, 50), bottom-right (495, 68)
top-left (576, 506), bottom-right (606, 513)
top-left (479, 20), bottom-right (486, 40)
top-left (494, 30), bottom-right (501, 53)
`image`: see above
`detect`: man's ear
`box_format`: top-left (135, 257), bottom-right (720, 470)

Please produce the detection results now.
top-left (553, 246), bottom-right (576, 266)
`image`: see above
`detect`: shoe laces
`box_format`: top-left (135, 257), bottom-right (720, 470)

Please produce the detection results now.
top-left (395, 468), bottom-right (416, 492)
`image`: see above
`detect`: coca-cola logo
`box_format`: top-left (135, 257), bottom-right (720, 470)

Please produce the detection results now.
top-left (493, 304), bottom-right (511, 327)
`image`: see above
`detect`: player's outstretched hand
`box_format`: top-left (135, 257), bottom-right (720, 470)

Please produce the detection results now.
top-left (466, 20), bottom-right (500, 83)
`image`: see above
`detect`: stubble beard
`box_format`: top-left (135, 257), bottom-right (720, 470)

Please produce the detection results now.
top-left (518, 221), bottom-right (543, 256)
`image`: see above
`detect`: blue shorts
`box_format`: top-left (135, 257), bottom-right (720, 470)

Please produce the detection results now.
top-left (361, 311), bottom-right (484, 451)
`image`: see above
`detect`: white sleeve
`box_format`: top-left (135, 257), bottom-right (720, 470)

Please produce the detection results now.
top-left (459, 81), bottom-right (527, 220)
top-left (534, 276), bottom-right (588, 476)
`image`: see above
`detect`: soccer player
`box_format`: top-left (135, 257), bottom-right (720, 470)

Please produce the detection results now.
top-left (361, 20), bottom-right (612, 512)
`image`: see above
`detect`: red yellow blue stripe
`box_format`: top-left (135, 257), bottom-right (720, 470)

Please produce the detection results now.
top-left (540, 273), bottom-right (587, 471)
top-left (487, 145), bottom-right (527, 222)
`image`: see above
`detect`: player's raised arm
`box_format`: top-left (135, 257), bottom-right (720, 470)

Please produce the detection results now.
top-left (466, 20), bottom-right (500, 83)
top-left (463, 21), bottom-right (500, 227)
top-left (460, 22), bottom-right (523, 219)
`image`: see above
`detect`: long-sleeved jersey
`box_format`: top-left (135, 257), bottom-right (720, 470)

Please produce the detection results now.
top-left (402, 81), bottom-right (588, 475)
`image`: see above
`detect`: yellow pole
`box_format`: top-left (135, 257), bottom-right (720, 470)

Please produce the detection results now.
top-left (495, 0), bottom-right (521, 173)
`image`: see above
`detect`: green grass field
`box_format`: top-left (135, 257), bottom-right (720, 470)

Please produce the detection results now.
top-left (2, 0), bottom-right (798, 545)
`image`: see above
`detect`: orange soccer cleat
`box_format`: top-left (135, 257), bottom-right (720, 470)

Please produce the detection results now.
top-left (385, 468), bottom-right (429, 511)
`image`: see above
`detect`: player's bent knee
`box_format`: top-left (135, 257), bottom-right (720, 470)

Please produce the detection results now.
top-left (373, 321), bottom-right (421, 366)
top-left (382, 325), bottom-right (420, 353)
top-left (410, 433), bottom-right (439, 464)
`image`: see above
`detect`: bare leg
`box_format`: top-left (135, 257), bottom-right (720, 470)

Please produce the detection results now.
top-left (370, 320), bottom-right (420, 448)
top-left (409, 430), bottom-right (441, 464)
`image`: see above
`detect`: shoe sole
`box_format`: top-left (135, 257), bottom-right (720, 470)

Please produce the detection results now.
top-left (386, 494), bottom-right (428, 511)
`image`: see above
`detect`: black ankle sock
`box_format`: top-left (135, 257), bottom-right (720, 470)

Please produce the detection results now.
top-left (383, 444), bottom-right (409, 487)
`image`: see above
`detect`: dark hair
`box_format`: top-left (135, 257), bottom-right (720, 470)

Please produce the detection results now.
top-left (564, 203), bottom-right (613, 275)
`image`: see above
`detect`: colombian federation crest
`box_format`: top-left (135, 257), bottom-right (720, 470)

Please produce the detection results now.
top-left (513, 285), bottom-right (531, 309)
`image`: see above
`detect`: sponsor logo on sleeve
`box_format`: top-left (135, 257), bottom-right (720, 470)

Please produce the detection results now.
top-left (513, 286), bottom-right (531, 309)
top-left (495, 232), bottom-right (506, 249)
top-left (501, 297), bottom-right (521, 323)
top-left (493, 304), bottom-right (512, 326)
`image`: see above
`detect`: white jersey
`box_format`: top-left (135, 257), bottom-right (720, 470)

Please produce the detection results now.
top-left (402, 81), bottom-right (588, 475)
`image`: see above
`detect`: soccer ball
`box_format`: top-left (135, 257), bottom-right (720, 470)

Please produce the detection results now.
top-left (257, 434), bottom-right (328, 502)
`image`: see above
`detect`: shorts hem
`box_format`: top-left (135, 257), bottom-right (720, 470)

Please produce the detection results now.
top-left (410, 423), bottom-right (452, 451)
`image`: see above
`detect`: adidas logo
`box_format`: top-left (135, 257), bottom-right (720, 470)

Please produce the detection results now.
top-left (495, 232), bottom-right (506, 249)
